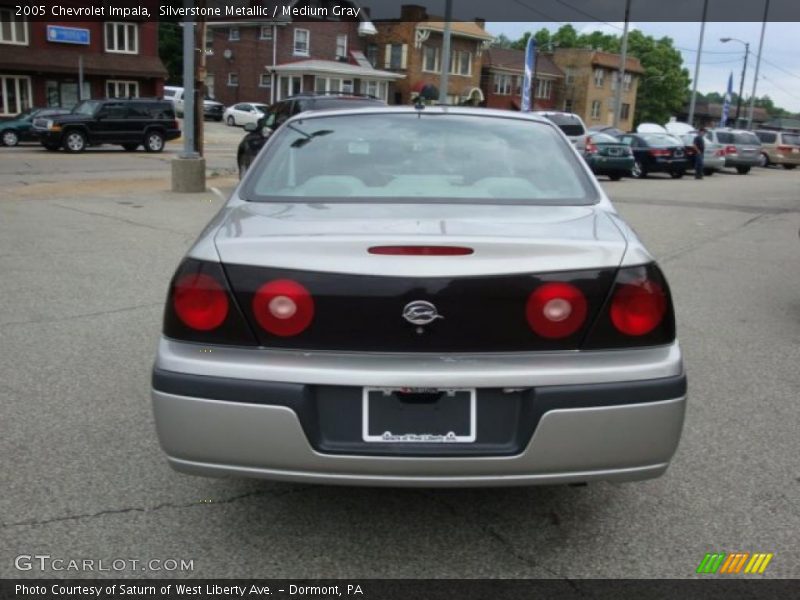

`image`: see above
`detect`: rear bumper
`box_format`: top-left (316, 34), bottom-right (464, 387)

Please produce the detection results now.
top-left (152, 339), bottom-right (686, 487)
top-left (724, 156), bottom-right (760, 167)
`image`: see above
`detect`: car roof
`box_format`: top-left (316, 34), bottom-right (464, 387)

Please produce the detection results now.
top-left (285, 105), bottom-right (555, 125)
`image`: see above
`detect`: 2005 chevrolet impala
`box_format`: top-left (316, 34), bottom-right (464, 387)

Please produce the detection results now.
top-left (151, 107), bottom-right (686, 487)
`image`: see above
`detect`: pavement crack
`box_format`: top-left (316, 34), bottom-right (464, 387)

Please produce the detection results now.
top-left (51, 202), bottom-right (189, 236)
top-left (0, 302), bottom-right (163, 329)
top-left (1, 486), bottom-right (312, 529)
top-left (661, 212), bottom-right (770, 263)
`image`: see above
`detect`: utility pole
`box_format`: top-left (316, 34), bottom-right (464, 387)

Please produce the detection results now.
top-left (612, 0), bottom-right (631, 129)
top-left (438, 0), bottom-right (452, 104)
top-left (78, 55), bottom-right (84, 101)
top-left (194, 1), bottom-right (206, 156)
top-left (747, 0), bottom-right (770, 129)
top-left (720, 37), bottom-right (750, 128)
top-left (688, 0), bottom-right (709, 127)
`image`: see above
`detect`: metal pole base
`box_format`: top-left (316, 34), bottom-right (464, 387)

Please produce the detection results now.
top-left (171, 157), bottom-right (206, 193)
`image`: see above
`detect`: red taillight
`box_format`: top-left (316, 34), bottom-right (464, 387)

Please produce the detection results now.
top-left (649, 148), bottom-right (671, 157)
top-left (776, 145), bottom-right (792, 153)
top-left (173, 273), bottom-right (229, 331)
top-left (724, 145), bottom-right (737, 155)
top-left (610, 280), bottom-right (667, 336)
top-left (252, 279), bottom-right (314, 337)
top-left (526, 282), bottom-right (588, 339)
top-left (368, 246), bottom-right (474, 256)
top-left (586, 143), bottom-right (599, 154)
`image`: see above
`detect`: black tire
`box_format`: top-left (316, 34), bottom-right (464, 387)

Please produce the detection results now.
top-left (736, 166), bottom-right (751, 175)
top-left (703, 168), bottom-right (715, 176)
top-left (608, 173), bottom-right (623, 181)
top-left (670, 170), bottom-right (685, 179)
top-left (63, 129), bottom-right (87, 153)
top-left (144, 130), bottom-right (165, 153)
top-left (631, 160), bottom-right (647, 179)
top-left (214, 116), bottom-right (223, 122)
top-left (2, 129), bottom-right (19, 147)
top-left (227, 115), bottom-right (235, 126)
top-left (122, 144), bottom-right (138, 151)
top-left (758, 153), bottom-right (770, 168)
top-left (782, 164), bottom-right (797, 170)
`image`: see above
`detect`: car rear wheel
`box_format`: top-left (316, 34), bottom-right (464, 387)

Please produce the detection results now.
top-left (758, 153), bottom-right (770, 168)
top-left (783, 164), bottom-right (797, 170)
top-left (122, 144), bottom-right (138, 151)
top-left (63, 130), bottom-right (87, 153)
top-left (631, 160), bottom-right (647, 178)
top-left (670, 170), bottom-right (684, 179)
top-left (2, 129), bottom-right (19, 147)
top-left (144, 131), bottom-right (165, 153)
top-left (227, 115), bottom-right (235, 126)
top-left (736, 166), bottom-right (751, 175)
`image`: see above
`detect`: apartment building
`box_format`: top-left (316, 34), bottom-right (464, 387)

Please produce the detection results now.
top-left (481, 47), bottom-right (564, 111)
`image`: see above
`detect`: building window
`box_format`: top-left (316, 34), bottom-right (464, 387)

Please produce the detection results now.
top-left (278, 75), bottom-right (303, 100)
top-left (106, 80), bottom-right (139, 98)
top-left (593, 68), bottom-right (604, 88)
top-left (366, 43), bottom-right (378, 67)
top-left (315, 77), bottom-right (342, 93)
top-left (105, 22), bottom-right (138, 54)
top-left (515, 75), bottom-right (523, 96)
top-left (0, 9), bottom-right (28, 45)
top-left (385, 44), bottom-right (407, 69)
top-left (623, 73), bottom-right (632, 91)
top-left (260, 26), bottom-right (272, 40)
top-left (620, 103), bottom-right (630, 120)
top-left (336, 34), bottom-right (348, 59)
top-left (565, 69), bottom-right (574, 85)
top-left (535, 78), bottom-right (552, 99)
top-left (564, 99), bottom-right (573, 112)
top-left (294, 28), bottom-right (310, 56)
top-left (0, 74), bottom-right (32, 116)
top-left (422, 45), bottom-right (439, 72)
top-left (492, 73), bottom-right (512, 95)
top-left (449, 51), bottom-right (472, 76)
top-left (259, 73), bottom-right (271, 88)
top-left (362, 80), bottom-right (388, 101)
top-left (228, 27), bottom-right (240, 41)
top-left (228, 73), bottom-right (239, 87)
top-left (591, 100), bottom-right (602, 119)
top-left (342, 79), bottom-right (353, 93)
top-left (611, 72), bottom-right (618, 90)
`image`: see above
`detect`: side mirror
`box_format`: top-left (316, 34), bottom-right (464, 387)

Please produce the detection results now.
top-left (244, 122), bottom-right (257, 132)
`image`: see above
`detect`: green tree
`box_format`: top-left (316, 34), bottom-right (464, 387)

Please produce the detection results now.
top-left (492, 33), bottom-right (514, 49)
top-left (159, 20), bottom-right (183, 84)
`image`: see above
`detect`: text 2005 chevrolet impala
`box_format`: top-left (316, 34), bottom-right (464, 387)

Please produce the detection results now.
top-left (151, 107), bottom-right (686, 487)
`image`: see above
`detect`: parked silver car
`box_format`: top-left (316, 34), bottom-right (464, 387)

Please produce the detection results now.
top-left (676, 133), bottom-right (726, 175)
top-left (152, 107), bottom-right (686, 487)
top-left (705, 128), bottom-right (762, 174)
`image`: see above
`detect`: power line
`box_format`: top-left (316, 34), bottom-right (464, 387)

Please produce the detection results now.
top-left (760, 74), bottom-right (800, 102)
top-left (760, 57), bottom-right (800, 81)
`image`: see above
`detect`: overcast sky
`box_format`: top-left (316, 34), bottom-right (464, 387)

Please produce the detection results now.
top-left (487, 21), bottom-right (800, 113)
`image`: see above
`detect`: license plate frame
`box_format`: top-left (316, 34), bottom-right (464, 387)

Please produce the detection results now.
top-left (362, 387), bottom-right (477, 443)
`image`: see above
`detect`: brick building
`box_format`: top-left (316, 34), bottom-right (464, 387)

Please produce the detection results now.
top-left (0, 8), bottom-right (166, 117)
top-left (551, 48), bottom-right (643, 130)
top-left (372, 5), bottom-right (493, 105)
top-left (205, 3), bottom-right (403, 107)
top-left (480, 47), bottom-right (564, 111)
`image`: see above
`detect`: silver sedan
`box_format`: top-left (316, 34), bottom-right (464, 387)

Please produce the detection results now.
top-left (152, 107), bottom-right (686, 487)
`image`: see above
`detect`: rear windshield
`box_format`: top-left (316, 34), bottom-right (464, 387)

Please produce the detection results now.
top-left (640, 133), bottom-right (682, 147)
top-left (244, 113), bottom-right (596, 205)
top-left (588, 133), bottom-right (620, 144)
top-left (735, 132), bottom-right (760, 145)
top-left (781, 133), bottom-right (800, 146)
top-left (756, 131), bottom-right (777, 143)
top-left (541, 114), bottom-right (585, 137)
top-left (163, 89), bottom-right (176, 98)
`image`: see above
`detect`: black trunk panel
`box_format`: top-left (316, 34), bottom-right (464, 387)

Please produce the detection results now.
top-left (223, 265), bottom-right (617, 352)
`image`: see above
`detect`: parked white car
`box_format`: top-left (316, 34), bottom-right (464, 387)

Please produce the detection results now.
top-left (223, 103), bottom-right (270, 127)
top-left (163, 85), bottom-right (224, 121)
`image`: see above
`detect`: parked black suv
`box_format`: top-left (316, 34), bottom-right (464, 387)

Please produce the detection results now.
top-left (237, 93), bottom-right (385, 178)
top-left (34, 98), bottom-right (181, 153)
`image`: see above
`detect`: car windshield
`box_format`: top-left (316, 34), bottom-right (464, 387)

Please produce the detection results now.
top-left (244, 113), bottom-right (596, 205)
top-left (72, 100), bottom-right (101, 116)
top-left (589, 133), bottom-right (620, 144)
top-left (541, 114), bottom-right (585, 136)
top-left (641, 133), bottom-right (681, 147)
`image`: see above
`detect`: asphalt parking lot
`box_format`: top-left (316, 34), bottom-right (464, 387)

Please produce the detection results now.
top-left (1, 123), bottom-right (799, 579)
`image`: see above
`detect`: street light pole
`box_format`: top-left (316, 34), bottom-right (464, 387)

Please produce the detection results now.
top-left (688, 0), bottom-right (709, 127)
top-left (612, 0), bottom-right (631, 129)
top-left (721, 37), bottom-right (749, 127)
top-left (438, 0), bottom-right (453, 105)
top-left (747, 0), bottom-right (770, 129)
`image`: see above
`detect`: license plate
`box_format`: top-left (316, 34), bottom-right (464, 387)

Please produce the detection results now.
top-left (362, 388), bottom-right (476, 443)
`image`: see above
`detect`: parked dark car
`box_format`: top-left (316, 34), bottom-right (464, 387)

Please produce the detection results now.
top-left (237, 93), bottom-right (386, 178)
top-left (34, 98), bottom-right (181, 153)
top-left (1, 107), bottom-right (70, 147)
top-left (582, 132), bottom-right (635, 181)
top-left (617, 133), bottom-right (689, 179)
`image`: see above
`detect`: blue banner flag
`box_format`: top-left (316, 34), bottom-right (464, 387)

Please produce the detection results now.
top-left (720, 72), bottom-right (733, 127)
top-left (521, 36), bottom-right (537, 112)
